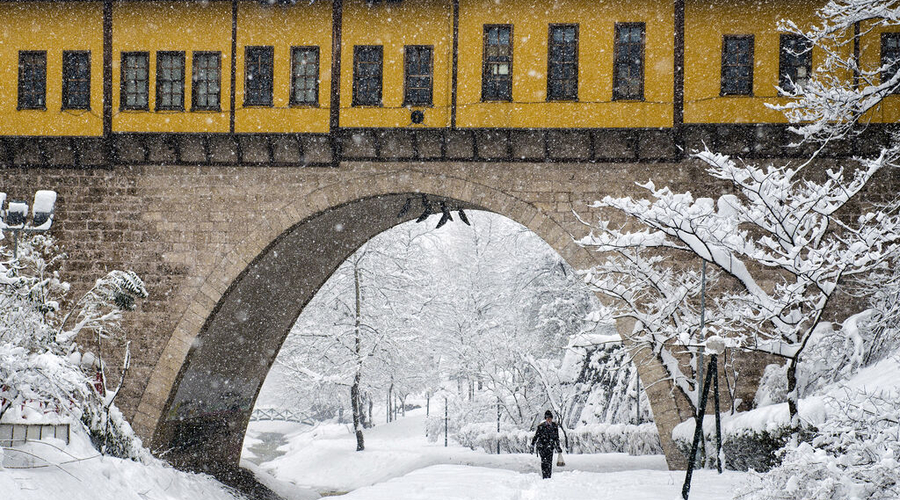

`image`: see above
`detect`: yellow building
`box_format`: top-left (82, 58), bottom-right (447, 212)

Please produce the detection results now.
top-left (0, 0), bottom-right (897, 138)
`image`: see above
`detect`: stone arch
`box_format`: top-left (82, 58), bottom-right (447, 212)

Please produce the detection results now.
top-left (136, 169), bottom-right (690, 472)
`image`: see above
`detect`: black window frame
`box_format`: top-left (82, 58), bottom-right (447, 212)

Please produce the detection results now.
top-left (62, 50), bottom-right (91, 111)
top-left (720, 35), bottom-right (754, 96)
top-left (156, 51), bottom-right (185, 111)
top-left (881, 32), bottom-right (900, 91)
top-left (290, 46), bottom-right (320, 107)
top-left (547, 24), bottom-right (579, 101)
top-left (352, 45), bottom-right (383, 107)
top-left (779, 34), bottom-right (812, 94)
top-left (403, 45), bottom-right (434, 107)
top-left (192, 51), bottom-right (222, 112)
top-left (613, 23), bottom-right (645, 101)
top-left (245, 45), bottom-right (274, 107)
top-left (121, 51), bottom-right (150, 111)
top-left (481, 24), bottom-right (513, 102)
top-left (18, 51), bottom-right (47, 111)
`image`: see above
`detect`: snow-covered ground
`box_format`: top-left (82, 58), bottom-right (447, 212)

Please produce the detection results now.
top-left (1, 429), bottom-right (240, 500)
top-left (242, 410), bottom-right (747, 500)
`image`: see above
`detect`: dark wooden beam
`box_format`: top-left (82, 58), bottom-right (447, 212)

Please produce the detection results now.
top-left (230, 0), bottom-right (238, 134)
top-left (450, 0), bottom-right (459, 129)
top-left (103, 0), bottom-right (113, 164)
top-left (673, 0), bottom-right (685, 152)
top-left (330, 0), bottom-right (344, 167)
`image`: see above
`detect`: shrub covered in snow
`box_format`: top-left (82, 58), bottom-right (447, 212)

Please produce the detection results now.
top-left (454, 421), bottom-right (662, 456)
top-left (737, 384), bottom-right (900, 500)
top-left (0, 234), bottom-right (148, 460)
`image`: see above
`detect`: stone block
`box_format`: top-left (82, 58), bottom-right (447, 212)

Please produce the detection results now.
top-left (716, 125), bottom-right (754, 155)
top-left (547, 130), bottom-right (591, 159)
top-left (415, 130), bottom-right (444, 159)
top-left (177, 135), bottom-right (207, 163)
top-left (751, 125), bottom-right (785, 157)
top-left (146, 135), bottom-right (177, 164)
top-left (76, 138), bottom-right (108, 166)
top-left (271, 135), bottom-right (301, 164)
top-left (113, 135), bottom-right (146, 164)
top-left (0, 140), bottom-right (10, 167)
top-left (207, 135), bottom-right (239, 164)
top-left (638, 128), bottom-right (679, 160)
top-left (378, 130), bottom-right (415, 159)
top-left (510, 130), bottom-right (545, 160)
top-left (476, 130), bottom-right (509, 159)
top-left (683, 125), bottom-right (714, 154)
top-left (238, 135), bottom-right (271, 163)
top-left (593, 129), bottom-right (636, 160)
top-left (44, 138), bottom-right (77, 166)
top-left (300, 135), bottom-right (332, 165)
top-left (342, 130), bottom-right (377, 158)
top-left (445, 130), bottom-right (474, 159)
top-left (13, 138), bottom-right (44, 166)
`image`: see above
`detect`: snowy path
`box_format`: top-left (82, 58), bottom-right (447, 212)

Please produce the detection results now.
top-left (242, 410), bottom-right (747, 499)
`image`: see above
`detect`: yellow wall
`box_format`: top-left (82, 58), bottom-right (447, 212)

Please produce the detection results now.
top-left (113, 1), bottom-right (232, 133)
top-left (859, 22), bottom-right (900, 123)
top-left (235, 0), bottom-right (332, 133)
top-left (457, 0), bottom-right (674, 128)
top-left (1, 0), bottom-right (897, 135)
top-left (684, 0), bottom-right (827, 124)
top-left (0, 2), bottom-right (103, 136)
top-left (339, 0), bottom-right (451, 128)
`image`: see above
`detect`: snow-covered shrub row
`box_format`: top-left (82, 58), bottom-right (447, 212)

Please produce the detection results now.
top-left (0, 234), bottom-right (148, 460)
top-left (737, 383), bottom-right (900, 500)
top-left (453, 421), bottom-right (662, 456)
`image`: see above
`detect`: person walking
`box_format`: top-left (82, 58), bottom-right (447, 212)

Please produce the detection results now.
top-left (531, 409), bottom-right (563, 479)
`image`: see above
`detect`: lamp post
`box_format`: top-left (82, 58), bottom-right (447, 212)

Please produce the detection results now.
top-left (0, 190), bottom-right (58, 260)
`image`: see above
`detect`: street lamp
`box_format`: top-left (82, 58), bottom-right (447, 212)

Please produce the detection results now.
top-left (0, 190), bottom-right (57, 259)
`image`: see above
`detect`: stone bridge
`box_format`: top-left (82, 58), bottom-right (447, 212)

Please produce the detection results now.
top-left (3, 128), bottom-right (891, 475)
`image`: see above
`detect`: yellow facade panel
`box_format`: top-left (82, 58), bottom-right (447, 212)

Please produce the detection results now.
top-left (113, 2), bottom-right (232, 133)
top-left (858, 22), bottom-right (900, 124)
top-left (235, 1), bottom-right (332, 133)
top-left (0, 2), bottom-right (103, 136)
top-left (456, 0), bottom-right (674, 129)
top-left (339, 0), bottom-right (452, 129)
top-left (684, 0), bottom-right (828, 124)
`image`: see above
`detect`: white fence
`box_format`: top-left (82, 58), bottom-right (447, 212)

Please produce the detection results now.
top-left (0, 423), bottom-right (70, 447)
top-left (250, 408), bottom-right (314, 424)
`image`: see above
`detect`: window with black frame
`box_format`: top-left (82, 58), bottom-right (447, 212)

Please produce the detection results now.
top-left (613, 23), bottom-right (644, 101)
top-left (881, 33), bottom-right (900, 91)
top-left (18, 51), bottom-right (46, 110)
top-left (547, 24), bottom-right (578, 101)
top-left (779, 34), bottom-right (812, 93)
top-left (156, 51), bottom-right (185, 111)
top-left (290, 47), bottom-right (319, 106)
top-left (192, 51), bottom-right (221, 111)
top-left (482, 25), bottom-right (512, 101)
top-left (62, 51), bottom-right (90, 110)
top-left (404, 45), bottom-right (433, 106)
top-left (245, 46), bottom-right (274, 106)
top-left (121, 52), bottom-right (149, 110)
top-left (721, 35), bottom-right (753, 96)
top-left (353, 45), bottom-right (383, 106)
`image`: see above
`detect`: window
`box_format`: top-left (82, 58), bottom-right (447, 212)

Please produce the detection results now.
top-left (18, 51), bottom-right (46, 110)
top-left (721, 35), bottom-right (753, 96)
top-left (613, 23), bottom-right (644, 100)
top-left (353, 45), bottom-right (383, 106)
top-left (121, 52), bottom-right (150, 110)
top-left (62, 51), bottom-right (90, 110)
top-left (245, 46), bottom-right (274, 106)
top-left (547, 24), bottom-right (578, 101)
top-left (482, 25), bottom-right (512, 101)
top-left (404, 45), bottom-right (433, 106)
top-left (290, 47), bottom-right (319, 106)
top-left (779, 34), bottom-right (812, 93)
top-left (881, 33), bottom-right (900, 89)
top-left (192, 51), bottom-right (221, 111)
top-left (156, 51), bottom-right (185, 111)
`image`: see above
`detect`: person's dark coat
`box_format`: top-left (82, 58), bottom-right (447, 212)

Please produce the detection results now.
top-left (531, 420), bottom-right (562, 478)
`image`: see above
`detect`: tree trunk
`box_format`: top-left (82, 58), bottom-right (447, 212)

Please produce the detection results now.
top-left (386, 382), bottom-right (393, 423)
top-left (786, 356), bottom-right (800, 438)
top-left (352, 262), bottom-right (365, 451)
